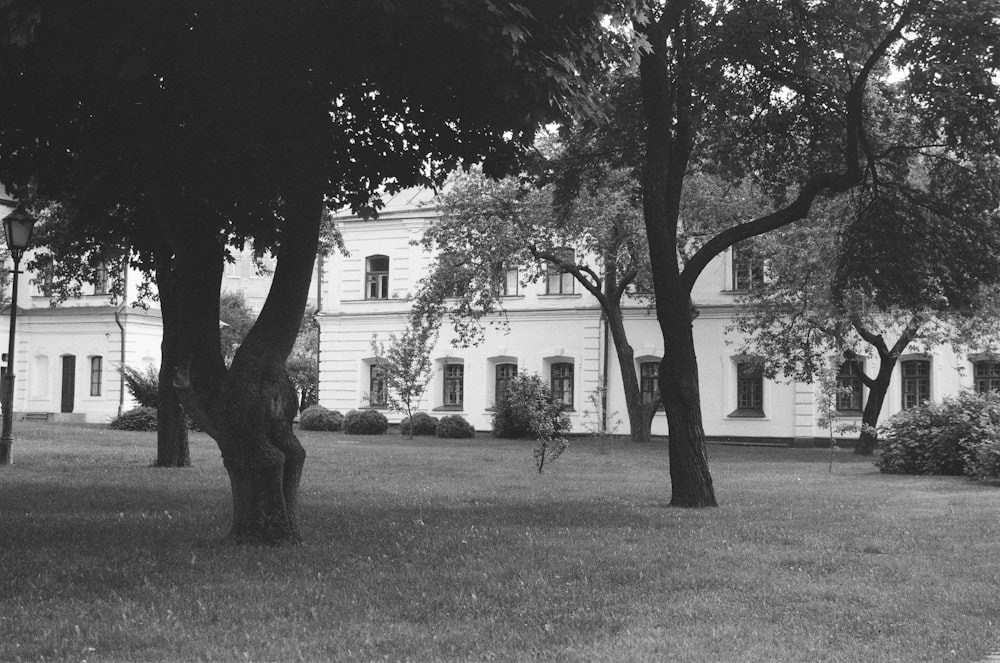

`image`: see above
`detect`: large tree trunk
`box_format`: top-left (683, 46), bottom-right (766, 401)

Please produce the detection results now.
top-left (153, 271), bottom-right (189, 468)
top-left (659, 293), bottom-right (717, 507)
top-left (152, 177), bottom-right (322, 543)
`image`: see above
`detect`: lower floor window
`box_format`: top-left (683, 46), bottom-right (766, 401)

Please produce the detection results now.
top-left (495, 363), bottom-right (517, 405)
top-left (736, 362), bottom-right (763, 413)
top-left (444, 364), bottom-right (464, 407)
top-left (89, 356), bottom-right (103, 397)
top-left (551, 362), bottom-right (574, 409)
top-left (974, 360), bottom-right (1000, 394)
top-left (640, 361), bottom-right (659, 404)
top-left (836, 360), bottom-right (864, 411)
top-left (369, 364), bottom-right (388, 407)
top-left (901, 360), bottom-right (930, 409)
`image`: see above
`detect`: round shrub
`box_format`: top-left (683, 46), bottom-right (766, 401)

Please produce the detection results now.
top-left (400, 412), bottom-right (438, 436)
top-left (298, 405), bottom-right (344, 432)
top-left (878, 391), bottom-right (1000, 477)
top-left (110, 406), bottom-right (158, 432)
top-left (492, 372), bottom-right (571, 439)
top-left (436, 414), bottom-right (475, 439)
top-left (343, 409), bottom-right (389, 435)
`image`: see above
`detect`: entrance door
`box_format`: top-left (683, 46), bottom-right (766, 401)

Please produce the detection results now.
top-left (61, 355), bottom-right (76, 413)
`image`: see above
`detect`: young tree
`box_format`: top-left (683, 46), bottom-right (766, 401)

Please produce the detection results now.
top-left (0, 1), bottom-right (614, 542)
top-left (370, 318), bottom-right (438, 440)
top-left (613, 0), bottom-right (1000, 506)
top-left (416, 166), bottom-right (663, 444)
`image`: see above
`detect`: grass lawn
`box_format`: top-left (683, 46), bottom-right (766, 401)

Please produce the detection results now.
top-left (1, 423), bottom-right (999, 662)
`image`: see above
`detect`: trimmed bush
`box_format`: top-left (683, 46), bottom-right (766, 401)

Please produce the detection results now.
top-left (298, 405), bottom-right (344, 432)
top-left (492, 372), bottom-right (571, 439)
top-left (436, 414), bottom-right (475, 439)
top-left (109, 406), bottom-right (158, 432)
top-left (400, 412), bottom-right (438, 436)
top-left (877, 391), bottom-right (1000, 477)
top-left (343, 409), bottom-right (389, 435)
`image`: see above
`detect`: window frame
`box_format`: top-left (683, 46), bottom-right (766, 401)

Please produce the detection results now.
top-left (550, 362), bottom-right (574, 410)
top-left (732, 360), bottom-right (764, 417)
top-left (544, 247), bottom-right (575, 295)
top-left (731, 242), bottom-right (764, 292)
top-left (368, 362), bottom-right (388, 408)
top-left (495, 362), bottom-right (517, 406)
top-left (640, 361), bottom-right (660, 405)
top-left (365, 255), bottom-right (390, 300)
top-left (89, 356), bottom-right (103, 397)
top-left (901, 359), bottom-right (931, 409)
top-left (835, 359), bottom-right (865, 413)
top-left (973, 360), bottom-right (1000, 394)
top-left (442, 363), bottom-right (465, 409)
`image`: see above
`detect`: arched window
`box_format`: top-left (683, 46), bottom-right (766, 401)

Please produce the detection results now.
top-left (89, 356), bottom-right (103, 397)
top-left (365, 255), bottom-right (389, 300)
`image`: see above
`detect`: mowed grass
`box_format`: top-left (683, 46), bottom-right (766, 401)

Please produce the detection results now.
top-left (1, 424), bottom-right (999, 663)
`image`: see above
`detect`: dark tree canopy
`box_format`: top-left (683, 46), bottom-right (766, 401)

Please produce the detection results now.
top-left (0, 1), bottom-right (616, 543)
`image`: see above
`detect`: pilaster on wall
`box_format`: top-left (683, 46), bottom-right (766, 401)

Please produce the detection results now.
top-left (793, 381), bottom-right (817, 447)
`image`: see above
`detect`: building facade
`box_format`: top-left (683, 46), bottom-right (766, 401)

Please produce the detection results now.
top-left (316, 189), bottom-right (997, 444)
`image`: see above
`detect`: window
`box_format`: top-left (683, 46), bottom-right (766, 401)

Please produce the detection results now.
top-left (640, 361), bottom-right (660, 404)
top-left (369, 363), bottom-right (388, 407)
top-left (89, 356), bottom-right (103, 397)
top-left (92, 263), bottom-right (109, 296)
top-left (901, 359), bottom-right (930, 409)
top-left (545, 247), bottom-right (575, 295)
top-left (836, 360), bottom-right (864, 412)
top-left (499, 267), bottom-right (519, 297)
top-left (974, 360), bottom-right (1000, 394)
top-left (495, 363), bottom-right (517, 404)
top-left (736, 361), bottom-right (764, 413)
top-left (365, 255), bottom-right (389, 300)
top-left (551, 362), bottom-right (574, 409)
top-left (732, 243), bottom-right (764, 291)
top-left (225, 260), bottom-right (240, 278)
top-left (443, 364), bottom-right (464, 408)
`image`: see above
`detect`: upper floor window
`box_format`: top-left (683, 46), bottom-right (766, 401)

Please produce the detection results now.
top-left (369, 363), bottom-right (388, 407)
top-left (545, 247), bottom-right (575, 295)
top-left (499, 267), bottom-right (519, 297)
top-left (901, 359), bottom-right (930, 409)
top-left (836, 360), bottom-right (864, 412)
top-left (640, 361), bottom-right (660, 404)
top-left (974, 360), bottom-right (1000, 394)
top-left (736, 361), bottom-right (764, 414)
top-left (495, 363), bottom-right (517, 405)
top-left (443, 363), bottom-right (464, 408)
top-left (366, 255), bottom-right (389, 300)
top-left (89, 356), bottom-right (103, 397)
top-left (92, 263), bottom-right (109, 296)
top-left (551, 362), bottom-right (574, 409)
top-left (732, 242), bottom-right (764, 291)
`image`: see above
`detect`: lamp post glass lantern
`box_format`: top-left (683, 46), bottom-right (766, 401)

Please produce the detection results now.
top-left (1, 205), bottom-right (36, 464)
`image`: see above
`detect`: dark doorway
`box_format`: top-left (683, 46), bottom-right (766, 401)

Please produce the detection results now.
top-left (61, 355), bottom-right (75, 413)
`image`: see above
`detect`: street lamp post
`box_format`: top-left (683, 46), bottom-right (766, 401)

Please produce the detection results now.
top-left (1, 206), bottom-right (36, 465)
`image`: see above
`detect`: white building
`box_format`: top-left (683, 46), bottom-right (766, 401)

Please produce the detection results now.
top-left (316, 189), bottom-right (999, 445)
